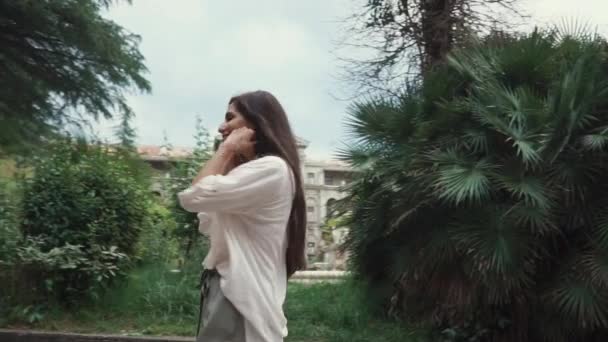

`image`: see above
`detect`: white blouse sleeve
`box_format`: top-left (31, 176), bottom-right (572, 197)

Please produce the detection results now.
top-left (177, 156), bottom-right (290, 214)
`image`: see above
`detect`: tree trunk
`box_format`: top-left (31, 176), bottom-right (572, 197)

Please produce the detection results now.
top-left (420, 0), bottom-right (455, 72)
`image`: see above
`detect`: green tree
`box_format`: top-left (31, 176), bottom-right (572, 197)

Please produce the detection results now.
top-left (165, 116), bottom-right (213, 258)
top-left (339, 0), bottom-right (522, 95)
top-left (115, 111), bottom-right (137, 150)
top-left (0, 0), bottom-right (150, 153)
top-left (0, 178), bottom-right (19, 266)
top-left (341, 29), bottom-right (608, 341)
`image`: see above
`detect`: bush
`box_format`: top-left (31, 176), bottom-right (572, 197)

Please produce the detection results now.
top-left (342, 29), bottom-right (608, 341)
top-left (82, 248), bottom-right (208, 329)
top-left (0, 178), bottom-right (19, 265)
top-left (163, 116), bottom-right (212, 259)
top-left (134, 201), bottom-right (179, 264)
top-left (16, 140), bottom-right (152, 302)
top-left (0, 177), bottom-right (21, 322)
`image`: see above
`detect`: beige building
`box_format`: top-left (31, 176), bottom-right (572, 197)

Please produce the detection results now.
top-left (139, 138), bottom-right (353, 269)
top-left (295, 138), bottom-right (352, 268)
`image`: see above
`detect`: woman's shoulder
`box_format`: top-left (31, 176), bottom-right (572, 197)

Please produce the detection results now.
top-left (248, 155), bottom-right (289, 171)
top-left (244, 156), bottom-right (295, 195)
top-left (230, 155), bottom-right (290, 179)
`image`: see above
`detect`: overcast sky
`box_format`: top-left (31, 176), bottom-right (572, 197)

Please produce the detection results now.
top-left (97, 0), bottom-right (608, 160)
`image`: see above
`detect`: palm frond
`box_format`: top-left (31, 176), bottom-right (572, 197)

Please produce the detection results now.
top-left (335, 143), bottom-right (380, 170)
top-left (580, 248), bottom-right (608, 289)
top-left (547, 279), bottom-right (608, 329)
top-left (469, 83), bottom-right (544, 166)
top-left (496, 162), bottom-right (554, 210)
top-left (594, 209), bottom-right (608, 252)
top-left (554, 18), bottom-right (598, 42)
top-left (344, 98), bottom-right (399, 145)
top-left (434, 160), bottom-right (495, 205)
top-left (543, 46), bottom-right (604, 161)
top-left (461, 128), bottom-right (490, 154)
top-left (451, 206), bottom-right (535, 302)
top-left (579, 126), bottom-right (608, 151)
top-left (507, 202), bottom-right (558, 237)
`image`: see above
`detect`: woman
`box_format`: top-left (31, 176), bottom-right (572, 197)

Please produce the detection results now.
top-left (178, 90), bottom-right (307, 342)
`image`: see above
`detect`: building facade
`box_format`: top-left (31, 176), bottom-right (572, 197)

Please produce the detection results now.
top-left (295, 138), bottom-right (352, 268)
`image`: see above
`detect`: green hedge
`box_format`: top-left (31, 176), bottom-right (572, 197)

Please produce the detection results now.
top-left (15, 141), bottom-right (152, 303)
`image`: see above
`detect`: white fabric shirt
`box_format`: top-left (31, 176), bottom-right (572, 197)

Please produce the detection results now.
top-left (178, 156), bottom-right (295, 342)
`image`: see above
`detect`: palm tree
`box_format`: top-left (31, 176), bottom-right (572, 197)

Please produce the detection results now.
top-left (341, 29), bottom-right (608, 341)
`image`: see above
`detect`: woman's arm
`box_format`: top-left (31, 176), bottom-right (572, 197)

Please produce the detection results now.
top-left (191, 143), bottom-right (237, 185)
top-left (178, 156), bottom-right (288, 214)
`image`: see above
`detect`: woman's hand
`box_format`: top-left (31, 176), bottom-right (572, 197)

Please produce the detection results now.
top-left (189, 127), bottom-right (255, 185)
top-left (223, 127), bottom-right (256, 162)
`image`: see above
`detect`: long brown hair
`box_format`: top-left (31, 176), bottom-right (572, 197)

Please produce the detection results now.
top-left (229, 90), bottom-right (306, 277)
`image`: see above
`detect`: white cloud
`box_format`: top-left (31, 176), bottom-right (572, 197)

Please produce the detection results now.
top-left (98, 0), bottom-right (350, 160)
top-left (97, 0), bottom-right (608, 161)
top-left (214, 21), bottom-right (321, 68)
top-left (523, 0), bottom-right (608, 34)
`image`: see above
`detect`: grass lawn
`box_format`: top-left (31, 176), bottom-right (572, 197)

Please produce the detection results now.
top-left (1, 264), bottom-right (425, 342)
top-left (0, 158), bottom-right (17, 178)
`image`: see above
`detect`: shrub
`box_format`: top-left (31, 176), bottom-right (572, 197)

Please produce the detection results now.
top-left (134, 201), bottom-right (179, 264)
top-left (0, 177), bottom-right (19, 265)
top-left (342, 29), bottom-right (608, 341)
top-left (0, 177), bottom-right (21, 322)
top-left (17, 140), bottom-right (151, 302)
top-left (163, 116), bottom-right (212, 259)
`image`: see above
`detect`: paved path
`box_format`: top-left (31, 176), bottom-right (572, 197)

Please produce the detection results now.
top-left (290, 270), bottom-right (347, 284)
top-left (0, 329), bottom-right (192, 342)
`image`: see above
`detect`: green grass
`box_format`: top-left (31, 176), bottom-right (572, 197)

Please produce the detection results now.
top-left (0, 158), bottom-right (17, 178)
top-left (284, 281), bottom-right (424, 342)
top-left (1, 263), bottom-right (425, 341)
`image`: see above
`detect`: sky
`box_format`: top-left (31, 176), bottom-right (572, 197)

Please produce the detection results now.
top-left (97, 0), bottom-right (608, 160)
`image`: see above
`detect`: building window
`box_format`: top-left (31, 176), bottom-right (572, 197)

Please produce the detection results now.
top-left (325, 174), bottom-right (334, 185)
top-left (307, 206), bottom-right (315, 213)
top-left (307, 172), bottom-right (315, 184)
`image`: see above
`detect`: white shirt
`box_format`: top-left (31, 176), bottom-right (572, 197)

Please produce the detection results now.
top-left (178, 156), bottom-right (294, 342)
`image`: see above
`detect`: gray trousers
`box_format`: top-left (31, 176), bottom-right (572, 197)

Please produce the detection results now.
top-left (196, 269), bottom-right (246, 342)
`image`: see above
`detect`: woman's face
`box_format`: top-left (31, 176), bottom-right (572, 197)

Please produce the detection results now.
top-left (218, 102), bottom-right (254, 141)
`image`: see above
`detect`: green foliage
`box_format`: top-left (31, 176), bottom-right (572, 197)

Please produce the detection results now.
top-left (0, 178), bottom-right (19, 265)
top-left (138, 264), bottom-right (199, 323)
top-left (15, 139), bottom-right (152, 302)
top-left (164, 116), bottom-right (213, 258)
top-left (285, 279), bottom-right (424, 342)
top-left (0, 177), bottom-right (21, 323)
top-left (133, 202), bottom-right (179, 264)
top-left (12, 236), bottom-right (129, 308)
top-left (114, 111), bottom-right (138, 150)
top-left (0, 0), bottom-right (150, 152)
top-left (342, 29), bottom-right (608, 341)
top-left (2, 264), bottom-right (424, 341)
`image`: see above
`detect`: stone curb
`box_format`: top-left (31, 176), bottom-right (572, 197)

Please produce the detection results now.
top-left (0, 329), bottom-right (192, 342)
top-left (292, 270), bottom-right (347, 279)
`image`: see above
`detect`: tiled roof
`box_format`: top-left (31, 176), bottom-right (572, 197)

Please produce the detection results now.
top-left (138, 135), bottom-right (312, 161)
top-left (137, 145), bottom-right (193, 160)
